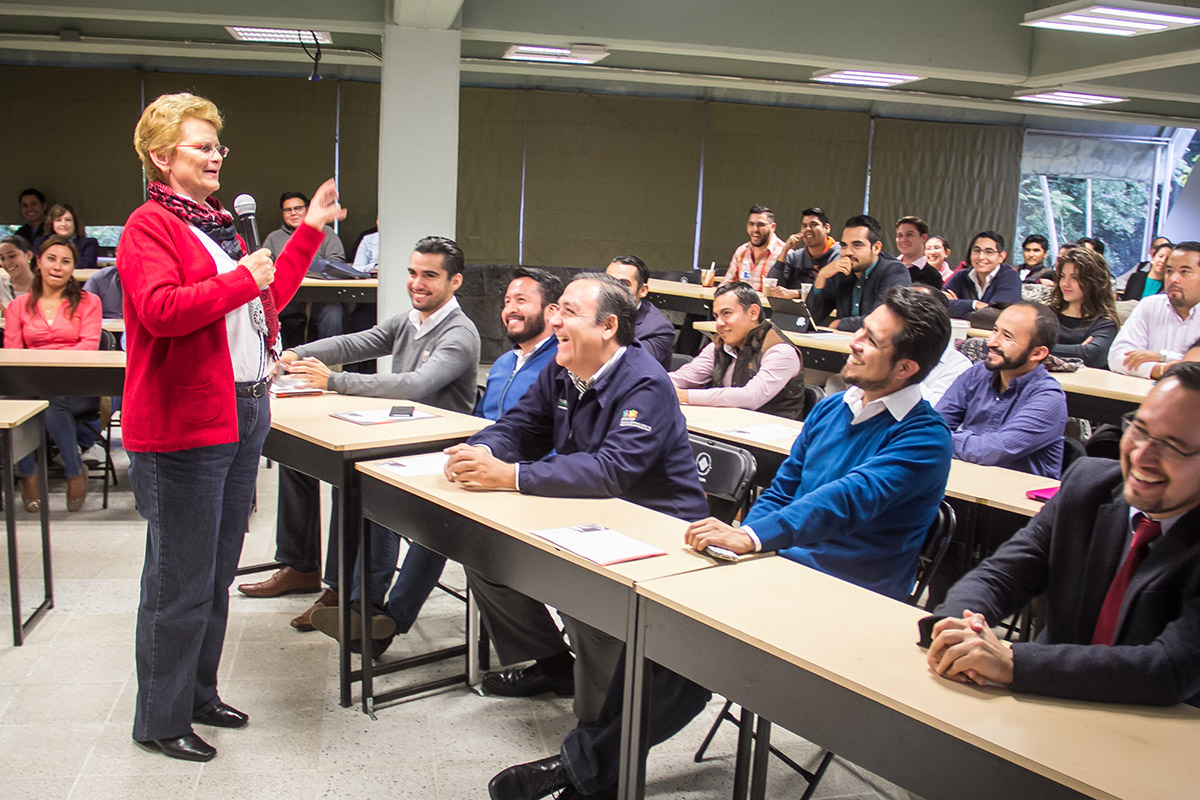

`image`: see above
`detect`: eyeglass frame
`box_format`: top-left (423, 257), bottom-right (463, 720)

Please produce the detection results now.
top-left (970, 247), bottom-right (1001, 257)
top-left (1121, 411), bottom-right (1200, 461)
top-left (177, 143), bottom-right (230, 158)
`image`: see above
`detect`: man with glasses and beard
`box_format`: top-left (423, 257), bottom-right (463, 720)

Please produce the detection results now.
top-left (936, 302), bottom-right (1067, 478)
top-left (925, 361), bottom-right (1200, 708)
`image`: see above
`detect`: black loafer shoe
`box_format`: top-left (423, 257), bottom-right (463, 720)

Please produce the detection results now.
top-left (488, 755), bottom-right (568, 800)
top-left (483, 663), bottom-right (574, 697)
top-left (136, 733), bottom-right (217, 762)
top-left (192, 702), bottom-right (249, 728)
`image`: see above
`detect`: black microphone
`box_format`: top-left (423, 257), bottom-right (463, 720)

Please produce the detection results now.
top-left (233, 194), bottom-right (261, 251)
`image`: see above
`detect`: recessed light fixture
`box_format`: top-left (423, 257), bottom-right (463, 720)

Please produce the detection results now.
top-left (226, 27), bottom-right (332, 44)
top-left (502, 44), bottom-right (609, 65)
top-left (1016, 90), bottom-right (1128, 106)
top-left (1022, 1), bottom-right (1200, 37)
top-left (811, 69), bottom-right (921, 88)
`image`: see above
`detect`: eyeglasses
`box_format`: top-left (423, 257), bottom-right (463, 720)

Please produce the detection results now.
top-left (282, 205), bottom-right (308, 214)
top-left (971, 247), bottom-right (1000, 257)
top-left (1121, 412), bottom-right (1200, 461)
top-left (177, 142), bottom-right (230, 158)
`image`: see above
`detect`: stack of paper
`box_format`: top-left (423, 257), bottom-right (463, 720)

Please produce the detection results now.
top-left (330, 408), bottom-right (436, 425)
top-left (530, 524), bottom-right (667, 566)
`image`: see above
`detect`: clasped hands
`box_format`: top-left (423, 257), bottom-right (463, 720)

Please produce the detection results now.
top-left (442, 444), bottom-right (518, 490)
top-left (926, 609), bottom-right (1014, 687)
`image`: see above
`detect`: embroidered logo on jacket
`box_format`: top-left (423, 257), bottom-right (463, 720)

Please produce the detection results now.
top-left (619, 408), bottom-right (652, 432)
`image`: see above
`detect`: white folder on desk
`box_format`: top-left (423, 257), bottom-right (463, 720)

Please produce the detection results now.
top-left (531, 524), bottom-right (667, 566)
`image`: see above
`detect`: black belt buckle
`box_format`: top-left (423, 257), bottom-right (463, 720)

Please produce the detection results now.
top-left (237, 379), bottom-right (271, 398)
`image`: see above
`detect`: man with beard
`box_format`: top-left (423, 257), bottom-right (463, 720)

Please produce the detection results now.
top-left (720, 204), bottom-right (786, 291)
top-left (765, 206), bottom-right (841, 297)
top-left (604, 255), bottom-right (675, 370)
top-left (237, 237), bottom-right (481, 653)
top-left (477, 267), bottom-right (563, 419)
top-left (925, 361), bottom-right (1200, 708)
top-left (936, 302), bottom-right (1067, 478)
top-left (487, 286), bottom-right (953, 800)
top-left (808, 214), bottom-right (911, 332)
top-left (1109, 242), bottom-right (1200, 379)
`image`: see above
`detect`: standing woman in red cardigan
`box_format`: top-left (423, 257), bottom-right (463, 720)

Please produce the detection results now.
top-left (4, 236), bottom-right (102, 511)
top-left (118, 92), bottom-right (344, 762)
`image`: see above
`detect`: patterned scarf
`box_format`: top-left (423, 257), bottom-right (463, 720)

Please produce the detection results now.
top-left (146, 180), bottom-right (279, 349)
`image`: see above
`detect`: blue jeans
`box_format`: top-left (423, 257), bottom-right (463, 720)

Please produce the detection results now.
top-left (16, 395), bottom-right (98, 479)
top-left (561, 653), bottom-right (712, 795)
top-left (353, 523), bottom-right (446, 633)
top-left (129, 392), bottom-right (269, 741)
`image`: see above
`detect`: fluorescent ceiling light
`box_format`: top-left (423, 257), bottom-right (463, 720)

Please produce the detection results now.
top-left (812, 69), bottom-right (920, 88)
top-left (502, 44), bottom-right (608, 65)
top-left (227, 27), bottom-right (332, 44)
top-left (1022, 1), bottom-right (1200, 37)
top-left (1016, 90), bottom-right (1128, 106)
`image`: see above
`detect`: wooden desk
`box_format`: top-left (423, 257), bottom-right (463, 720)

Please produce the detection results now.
top-left (646, 278), bottom-right (717, 317)
top-left (0, 400), bottom-right (53, 645)
top-left (626, 557), bottom-right (1200, 800)
top-left (263, 394), bottom-right (490, 708)
top-left (291, 277), bottom-right (378, 304)
top-left (356, 459), bottom-right (725, 720)
top-left (0, 318), bottom-right (123, 333)
top-left (0, 349), bottom-right (126, 396)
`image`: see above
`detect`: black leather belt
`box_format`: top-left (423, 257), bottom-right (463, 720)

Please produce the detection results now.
top-left (234, 379), bottom-right (271, 398)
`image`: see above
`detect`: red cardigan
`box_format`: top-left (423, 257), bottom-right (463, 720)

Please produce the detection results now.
top-left (116, 201), bottom-right (322, 452)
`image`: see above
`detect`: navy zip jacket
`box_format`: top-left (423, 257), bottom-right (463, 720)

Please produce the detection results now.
top-left (468, 342), bottom-right (709, 521)
top-left (944, 264), bottom-right (1022, 319)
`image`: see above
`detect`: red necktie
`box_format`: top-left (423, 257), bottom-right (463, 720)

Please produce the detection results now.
top-left (1092, 515), bottom-right (1162, 645)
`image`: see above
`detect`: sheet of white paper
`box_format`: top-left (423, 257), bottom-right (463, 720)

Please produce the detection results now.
top-left (379, 452), bottom-right (449, 478)
top-left (530, 524), bottom-right (667, 566)
top-left (330, 408), bottom-right (436, 425)
top-left (725, 423), bottom-right (801, 443)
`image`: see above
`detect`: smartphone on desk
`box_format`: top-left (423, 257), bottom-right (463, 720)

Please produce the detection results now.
top-left (390, 405), bottom-right (415, 417)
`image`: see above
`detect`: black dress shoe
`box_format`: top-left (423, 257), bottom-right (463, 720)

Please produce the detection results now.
top-left (483, 663), bottom-right (574, 697)
top-left (488, 755), bottom-right (569, 800)
top-left (136, 733), bottom-right (217, 762)
top-left (192, 702), bottom-right (249, 728)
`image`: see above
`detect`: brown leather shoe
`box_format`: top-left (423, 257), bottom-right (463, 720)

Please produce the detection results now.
top-left (291, 588), bottom-right (338, 632)
top-left (20, 475), bottom-right (40, 513)
top-left (66, 465), bottom-right (88, 512)
top-left (237, 566), bottom-right (322, 598)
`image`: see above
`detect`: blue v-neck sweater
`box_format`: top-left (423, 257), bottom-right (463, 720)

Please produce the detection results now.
top-left (744, 392), bottom-right (952, 600)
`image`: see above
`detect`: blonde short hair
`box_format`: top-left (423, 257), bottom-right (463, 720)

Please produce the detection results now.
top-left (133, 93), bottom-right (223, 182)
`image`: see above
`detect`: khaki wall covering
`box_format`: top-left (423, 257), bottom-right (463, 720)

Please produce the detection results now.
top-left (699, 103), bottom-right (870, 271)
top-left (338, 80), bottom-right (381, 248)
top-left (868, 118), bottom-right (1023, 264)
top-left (457, 88), bottom-right (526, 265)
top-left (520, 91), bottom-right (704, 271)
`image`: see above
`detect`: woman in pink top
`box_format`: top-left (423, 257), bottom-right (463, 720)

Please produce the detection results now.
top-left (4, 235), bottom-right (102, 512)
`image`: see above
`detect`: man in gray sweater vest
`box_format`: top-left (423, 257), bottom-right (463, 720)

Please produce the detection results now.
top-left (237, 236), bottom-right (481, 653)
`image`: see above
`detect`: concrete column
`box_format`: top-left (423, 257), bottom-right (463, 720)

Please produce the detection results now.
top-left (376, 25), bottom-right (461, 323)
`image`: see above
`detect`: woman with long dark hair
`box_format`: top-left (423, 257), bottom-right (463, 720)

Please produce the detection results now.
top-left (4, 235), bottom-right (102, 510)
top-left (1047, 246), bottom-right (1120, 369)
top-left (33, 203), bottom-right (99, 271)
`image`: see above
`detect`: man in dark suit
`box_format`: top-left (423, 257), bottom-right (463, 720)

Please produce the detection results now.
top-left (807, 214), bottom-right (911, 332)
top-left (604, 255), bottom-right (675, 370)
top-left (926, 361), bottom-right (1200, 707)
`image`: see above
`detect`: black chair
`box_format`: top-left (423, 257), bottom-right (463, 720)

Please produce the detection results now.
top-left (670, 353), bottom-right (694, 372)
top-left (1061, 435), bottom-right (1087, 474)
top-left (799, 385), bottom-right (825, 421)
top-left (688, 434), bottom-right (757, 524)
top-left (694, 501), bottom-right (957, 798)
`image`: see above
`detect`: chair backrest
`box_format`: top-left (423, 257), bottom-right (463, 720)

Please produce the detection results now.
top-left (800, 385), bottom-right (824, 420)
top-left (908, 500), bottom-right (956, 608)
top-left (1062, 435), bottom-right (1088, 474)
top-left (689, 433), bottom-right (757, 524)
top-left (98, 329), bottom-right (118, 352)
top-left (670, 352), bottom-right (694, 372)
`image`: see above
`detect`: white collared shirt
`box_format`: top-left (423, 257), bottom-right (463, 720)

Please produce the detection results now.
top-left (408, 296), bottom-right (460, 340)
top-left (513, 332), bottom-right (555, 373)
top-left (1108, 295), bottom-right (1200, 377)
top-left (842, 382), bottom-right (924, 425)
top-left (968, 268), bottom-right (994, 299)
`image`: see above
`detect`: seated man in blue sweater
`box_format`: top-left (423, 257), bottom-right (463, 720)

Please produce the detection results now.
top-left (488, 286), bottom-right (954, 800)
top-left (936, 302), bottom-right (1067, 478)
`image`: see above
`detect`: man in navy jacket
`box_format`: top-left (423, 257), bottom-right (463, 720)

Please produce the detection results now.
top-left (943, 230), bottom-right (1022, 319)
top-left (444, 273), bottom-right (708, 727)
top-left (605, 254), bottom-right (675, 370)
top-left (807, 214), bottom-right (911, 332)
top-left (928, 362), bottom-right (1200, 707)
top-left (488, 286), bottom-right (954, 800)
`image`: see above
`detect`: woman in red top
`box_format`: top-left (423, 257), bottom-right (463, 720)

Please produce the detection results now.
top-left (5, 236), bottom-right (102, 512)
top-left (118, 92), bottom-right (343, 763)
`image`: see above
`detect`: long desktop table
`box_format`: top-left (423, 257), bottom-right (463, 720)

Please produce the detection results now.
top-left (262, 393), bottom-right (490, 707)
top-left (625, 556), bottom-right (1200, 800)
top-left (0, 349), bottom-right (126, 396)
top-left (291, 277), bottom-right (378, 304)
